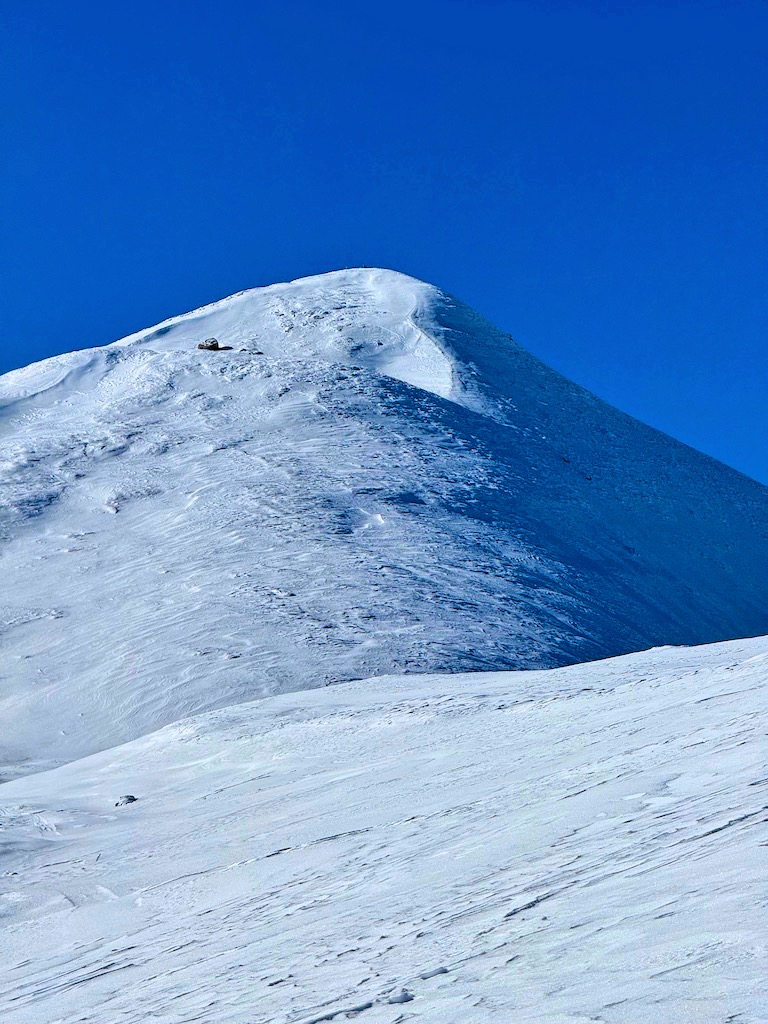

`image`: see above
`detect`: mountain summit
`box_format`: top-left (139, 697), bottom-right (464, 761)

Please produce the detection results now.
top-left (2, 268), bottom-right (767, 772)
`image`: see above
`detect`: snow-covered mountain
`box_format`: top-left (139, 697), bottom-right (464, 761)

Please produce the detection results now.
top-left (2, 268), bottom-right (767, 1022)
top-left (1, 636), bottom-right (766, 1023)
top-left (2, 268), bottom-right (768, 774)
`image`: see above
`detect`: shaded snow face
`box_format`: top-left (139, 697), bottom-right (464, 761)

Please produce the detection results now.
top-left (1, 637), bottom-right (766, 1022)
top-left (1, 268), bottom-right (768, 773)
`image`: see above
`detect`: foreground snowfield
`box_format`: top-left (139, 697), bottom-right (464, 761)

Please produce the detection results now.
top-left (1, 636), bottom-right (767, 1023)
top-left (2, 269), bottom-right (768, 775)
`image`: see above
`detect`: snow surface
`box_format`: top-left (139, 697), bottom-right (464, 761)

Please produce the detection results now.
top-left (2, 268), bottom-right (768, 776)
top-left (1, 636), bottom-right (767, 1023)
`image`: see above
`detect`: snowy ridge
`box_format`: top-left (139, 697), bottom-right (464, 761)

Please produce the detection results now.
top-left (0, 271), bottom-right (460, 414)
top-left (1, 636), bottom-right (766, 1022)
top-left (1, 268), bottom-right (768, 775)
top-left (116, 269), bottom-right (461, 401)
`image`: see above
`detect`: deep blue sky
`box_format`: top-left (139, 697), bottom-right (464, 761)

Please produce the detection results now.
top-left (3, 1), bottom-right (767, 481)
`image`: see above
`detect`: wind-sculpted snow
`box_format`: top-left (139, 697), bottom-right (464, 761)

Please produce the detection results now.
top-left (1, 269), bottom-right (768, 774)
top-left (1, 638), bottom-right (766, 1022)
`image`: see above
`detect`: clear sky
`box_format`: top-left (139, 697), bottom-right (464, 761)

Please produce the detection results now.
top-left (3, 1), bottom-right (767, 481)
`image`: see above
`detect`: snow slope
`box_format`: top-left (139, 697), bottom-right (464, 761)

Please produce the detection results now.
top-left (1, 637), bottom-right (766, 1023)
top-left (1, 268), bottom-right (768, 774)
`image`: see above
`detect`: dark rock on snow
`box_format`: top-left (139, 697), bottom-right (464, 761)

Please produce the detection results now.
top-left (197, 338), bottom-right (233, 351)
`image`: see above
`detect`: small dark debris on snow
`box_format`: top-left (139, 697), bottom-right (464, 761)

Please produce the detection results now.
top-left (115, 795), bottom-right (138, 807)
top-left (387, 990), bottom-right (414, 1004)
top-left (419, 967), bottom-right (449, 980)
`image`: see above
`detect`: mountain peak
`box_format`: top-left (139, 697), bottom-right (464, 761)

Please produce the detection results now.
top-left (114, 266), bottom-right (462, 404)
